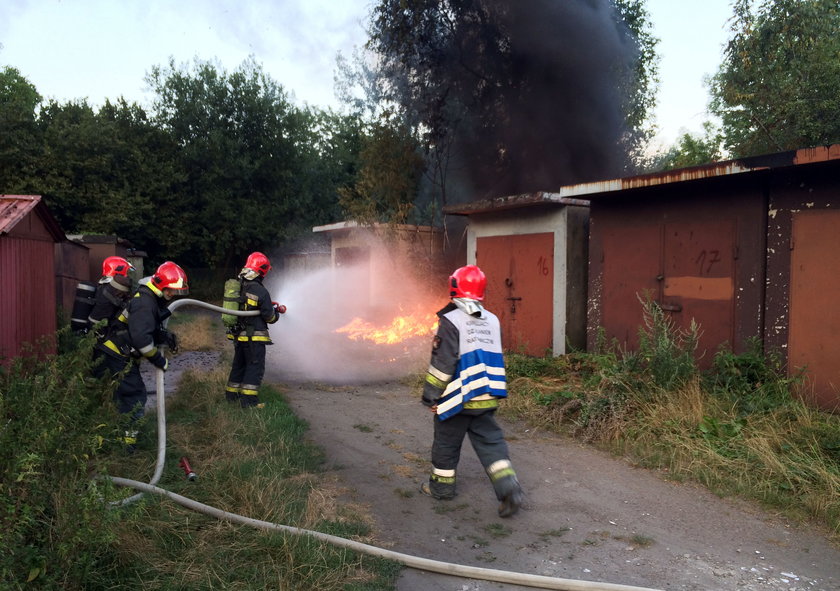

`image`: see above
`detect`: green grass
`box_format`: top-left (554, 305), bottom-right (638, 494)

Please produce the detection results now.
top-left (7, 299), bottom-right (840, 588)
top-left (502, 299), bottom-right (840, 541)
top-left (1, 317), bottom-right (400, 590)
top-left (99, 370), bottom-right (401, 590)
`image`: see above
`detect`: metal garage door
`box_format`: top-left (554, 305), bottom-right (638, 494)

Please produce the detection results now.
top-left (789, 209), bottom-right (840, 411)
top-left (602, 220), bottom-right (735, 365)
top-left (476, 233), bottom-right (554, 356)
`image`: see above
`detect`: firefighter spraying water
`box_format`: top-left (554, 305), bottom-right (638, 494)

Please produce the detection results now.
top-left (222, 252), bottom-right (287, 408)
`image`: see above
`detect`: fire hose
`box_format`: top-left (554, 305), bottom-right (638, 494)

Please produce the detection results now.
top-left (108, 298), bottom-right (260, 507)
top-left (106, 298), bottom-right (664, 591)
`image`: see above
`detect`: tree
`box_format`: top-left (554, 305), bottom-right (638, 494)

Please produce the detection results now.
top-left (146, 57), bottom-right (336, 267)
top-left (363, 0), bottom-right (658, 202)
top-left (297, 108), bottom-right (365, 227)
top-left (0, 66), bottom-right (41, 193)
top-left (613, 0), bottom-right (661, 168)
top-left (338, 117), bottom-right (424, 225)
top-left (655, 121), bottom-right (724, 170)
top-left (709, 0), bottom-right (840, 157)
top-left (34, 98), bottom-right (176, 253)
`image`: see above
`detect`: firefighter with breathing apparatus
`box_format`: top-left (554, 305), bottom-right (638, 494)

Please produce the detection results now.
top-left (71, 255), bottom-right (134, 335)
top-left (420, 265), bottom-right (524, 517)
top-left (224, 251), bottom-right (285, 408)
top-left (89, 256), bottom-right (135, 330)
top-left (93, 261), bottom-right (188, 451)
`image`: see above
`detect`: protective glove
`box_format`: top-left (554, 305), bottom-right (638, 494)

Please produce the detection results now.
top-left (164, 330), bottom-right (179, 353)
top-left (150, 351), bottom-right (168, 371)
top-left (272, 302), bottom-right (287, 315)
top-left (421, 393), bottom-right (438, 407)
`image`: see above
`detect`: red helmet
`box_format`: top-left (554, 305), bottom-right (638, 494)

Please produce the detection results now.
top-left (151, 261), bottom-right (189, 295)
top-left (244, 251), bottom-right (271, 277)
top-left (102, 256), bottom-right (134, 278)
top-left (449, 265), bottom-right (486, 301)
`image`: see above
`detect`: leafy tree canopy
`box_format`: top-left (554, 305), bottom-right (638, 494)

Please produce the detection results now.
top-left (655, 121), bottom-right (724, 170)
top-left (1, 58), bottom-right (363, 268)
top-left (145, 57), bottom-right (357, 267)
top-left (709, 0), bottom-right (840, 158)
top-left (338, 117), bottom-right (424, 225)
top-left (0, 66), bottom-right (42, 192)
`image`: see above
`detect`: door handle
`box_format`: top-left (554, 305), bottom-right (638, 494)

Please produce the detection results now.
top-left (659, 302), bottom-right (682, 312)
top-left (506, 296), bottom-right (522, 313)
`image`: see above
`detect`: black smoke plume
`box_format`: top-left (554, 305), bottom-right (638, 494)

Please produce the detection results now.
top-left (374, 0), bottom-right (639, 200)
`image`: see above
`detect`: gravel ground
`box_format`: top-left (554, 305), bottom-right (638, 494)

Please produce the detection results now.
top-left (277, 378), bottom-right (840, 591)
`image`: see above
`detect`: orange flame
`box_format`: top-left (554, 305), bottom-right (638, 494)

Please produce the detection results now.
top-left (336, 312), bottom-right (438, 345)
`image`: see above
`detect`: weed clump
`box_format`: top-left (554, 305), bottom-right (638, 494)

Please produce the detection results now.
top-left (0, 333), bottom-right (122, 590)
top-left (503, 297), bottom-right (840, 538)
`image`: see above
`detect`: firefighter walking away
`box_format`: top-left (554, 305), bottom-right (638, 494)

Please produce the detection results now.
top-left (420, 265), bottom-right (524, 518)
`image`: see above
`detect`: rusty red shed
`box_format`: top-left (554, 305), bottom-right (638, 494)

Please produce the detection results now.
top-left (579, 145), bottom-right (840, 411)
top-left (0, 195), bottom-right (66, 359)
top-left (442, 145), bottom-right (840, 411)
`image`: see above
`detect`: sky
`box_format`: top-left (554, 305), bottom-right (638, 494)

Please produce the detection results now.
top-left (0, 0), bottom-right (733, 150)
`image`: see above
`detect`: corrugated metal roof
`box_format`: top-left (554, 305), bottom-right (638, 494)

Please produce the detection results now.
top-left (444, 191), bottom-right (590, 215)
top-left (0, 195), bottom-right (39, 234)
top-left (312, 220), bottom-right (440, 234)
top-left (0, 194), bottom-right (66, 240)
top-left (581, 144), bottom-right (840, 200)
top-left (444, 144), bottom-right (840, 215)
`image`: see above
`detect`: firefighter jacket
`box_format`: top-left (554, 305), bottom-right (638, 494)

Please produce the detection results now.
top-left (226, 276), bottom-right (279, 343)
top-left (89, 282), bottom-right (129, 331)
top-left (422, 301), bottom-right (507, 420)
top-left (99, 284), bottom-right (170, 364)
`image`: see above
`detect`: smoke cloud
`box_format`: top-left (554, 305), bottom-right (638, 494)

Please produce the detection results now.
top-left (263, 236), bottom-right (447, 384)
top-left (441, 0), bottom-right (637, 200)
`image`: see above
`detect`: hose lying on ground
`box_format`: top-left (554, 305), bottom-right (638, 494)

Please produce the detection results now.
top-left (106, 299), bottom-right (664, 591)
top-left (109, 476), bottom-right (663, 591)
top-left (109, 299), bottom-right (257, 507)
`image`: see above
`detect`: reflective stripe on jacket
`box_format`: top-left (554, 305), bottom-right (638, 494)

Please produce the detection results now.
top-left (226, 277), bottom-right (278, 343)
top-left (428, 304), bottom-right (506, 420)
top-left (101, 284), bottom-right (167, 360)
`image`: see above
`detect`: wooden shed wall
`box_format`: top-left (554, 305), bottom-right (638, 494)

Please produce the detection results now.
top-left (55, 241), bottom-right (90, 319)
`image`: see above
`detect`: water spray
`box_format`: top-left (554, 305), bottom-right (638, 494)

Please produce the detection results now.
top-left (105, 297), bottom-right (664, 591)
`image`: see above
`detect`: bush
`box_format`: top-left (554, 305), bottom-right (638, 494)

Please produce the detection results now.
top-left (705, 337), bottom-right (800, 414)
top-left (0, 333), bottom-right (121, 590)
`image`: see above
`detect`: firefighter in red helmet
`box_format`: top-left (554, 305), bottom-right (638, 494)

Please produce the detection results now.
top-left (224, 251), bottom-right (283, 408)
top-left (87, 256), bottom-right (135, 333)
top-left (93, 261), bottom-right (188, 451)
top-left (419, 265), bottom-right (524, 517)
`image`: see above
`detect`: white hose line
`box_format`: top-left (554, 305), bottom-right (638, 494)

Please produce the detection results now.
top-left (110, 368), bottom-right (167, 507)
top-left (169, 298), bottom-right (261, 317)
top-left (108, 298), bottom-right (664, 590)
top-left (108, 476), bottom-right (663, 591)
top-left (109, 299), bottom-right (258, 507)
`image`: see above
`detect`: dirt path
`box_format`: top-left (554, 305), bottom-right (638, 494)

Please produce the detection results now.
top-left (275, 377), bottom-right (839, 591)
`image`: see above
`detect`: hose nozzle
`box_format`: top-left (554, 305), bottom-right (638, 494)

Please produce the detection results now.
top-left (179, 456), bottom-right (197, 481)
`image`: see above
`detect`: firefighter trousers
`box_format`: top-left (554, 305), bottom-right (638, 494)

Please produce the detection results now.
top-left (226, 341), bottom-right (266, 407)
top-left (429, 408), bottom-right (519, 500)
top-left (93, 349), bottom-right (147, 421)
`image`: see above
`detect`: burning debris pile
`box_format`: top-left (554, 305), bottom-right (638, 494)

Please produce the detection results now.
top-left (332, 308), bottom-right (440, 366)
top-left (335, 310), bottom-right (438, 345)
